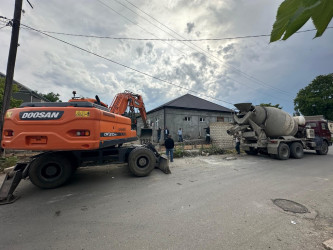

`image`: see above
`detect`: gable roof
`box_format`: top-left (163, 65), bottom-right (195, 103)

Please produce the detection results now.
top-left (0, 72), bottom-right (50, 102)
top-left (148, 93), bottom-right (233, 114)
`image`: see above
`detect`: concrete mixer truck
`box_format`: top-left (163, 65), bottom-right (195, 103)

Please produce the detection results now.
top-left (227, 103), bottom-right (331, 160)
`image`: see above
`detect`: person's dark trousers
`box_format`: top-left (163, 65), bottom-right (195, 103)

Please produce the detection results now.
top-left (236, 142), bottom-right (240, 154)
top-left (166, 148), bottom-right (174, 162)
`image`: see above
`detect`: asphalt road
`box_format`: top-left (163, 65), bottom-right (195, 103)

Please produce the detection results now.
top-left (1, 150), bottom-right (333, 250)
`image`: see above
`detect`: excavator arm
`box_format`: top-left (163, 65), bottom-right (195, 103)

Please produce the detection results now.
top-left (110, 91), bottom-right (152, 143)
top-left (110, 91), bottom-right (149, 128)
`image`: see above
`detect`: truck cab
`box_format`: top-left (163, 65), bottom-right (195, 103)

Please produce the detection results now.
top-left (305, 120), bottom-right (332, 144)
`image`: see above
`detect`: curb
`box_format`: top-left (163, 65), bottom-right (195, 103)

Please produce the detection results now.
top-left (323, 239), bottom-right (333, 250)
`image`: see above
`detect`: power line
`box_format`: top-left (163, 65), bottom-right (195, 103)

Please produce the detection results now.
top-left (14, 26), bottom-right (332, 41)
top-left (21, 24), bottom-right (235, 106)
top-left (2, 14), bottom-right (293, 103)
top-left (106, 0), bottom-right (294, 98)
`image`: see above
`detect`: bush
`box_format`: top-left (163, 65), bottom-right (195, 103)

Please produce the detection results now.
top-left (0, 156), bottom-right (18, 172)
top-left (174, 144), bottom-right (185, 158)
top-left (202, 145), bottom-right (225, 155)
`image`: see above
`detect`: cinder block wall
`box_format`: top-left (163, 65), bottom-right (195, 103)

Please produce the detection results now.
top-left (210, 122), bottom-right (234, 149)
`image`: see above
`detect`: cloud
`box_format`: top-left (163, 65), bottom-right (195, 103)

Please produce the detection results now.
top-left (0, 0), bottom-right (332, 114)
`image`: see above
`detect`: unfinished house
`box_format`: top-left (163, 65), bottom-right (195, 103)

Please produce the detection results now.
top-left (137, 93), bottom-right (234, 141)
top-left (0, 72), bottom-right (50, 103)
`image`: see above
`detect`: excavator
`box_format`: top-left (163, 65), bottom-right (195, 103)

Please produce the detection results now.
top-left (0, 90), bottom-right (170, 204)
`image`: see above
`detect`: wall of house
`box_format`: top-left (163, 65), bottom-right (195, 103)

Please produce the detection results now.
top-left (137, 109), bottom-right (165, 142)
top-left (137, 107), bottom-right (233, 142)
top-left (13, 92), bottom-right (46, 103)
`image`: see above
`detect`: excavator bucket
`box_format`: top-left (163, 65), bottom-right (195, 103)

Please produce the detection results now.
top-left (144, 143), bottom-right (171, 174)
top-left (156, 155), bottom-right (171, 174)
top-left (140, 128), bottom-right (153, 144)
top-left (141, 128), bottom-right (152, 138)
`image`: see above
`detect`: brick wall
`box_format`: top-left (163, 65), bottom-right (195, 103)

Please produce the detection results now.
top-left (210, 122), bottom-right (234, 149)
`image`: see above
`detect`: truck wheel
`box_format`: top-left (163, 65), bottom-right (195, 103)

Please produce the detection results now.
top-left (290, 142), bottom-right (304, 159)
top-left (277, 143), bottom-right (290, 160)
top-left (29, 153), bottom-right (73, 189)
top-left (245, 147), bottom-right (258, 155)
top-left (128, 147), bottom-right (156, 177)
top-left (316, 141), bottom-right (329, 155)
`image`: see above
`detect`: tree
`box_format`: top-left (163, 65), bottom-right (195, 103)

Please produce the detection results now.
top-left (37, 92), bottom-right (62, 102)
top-left (270, 0), bottom-right (333, 42)
top-left (294, 74), bottom-right (333, 120)
top-left (0, 77), bottom-right (22, 110)
top-left (259, 103), bottom-right (283, 109)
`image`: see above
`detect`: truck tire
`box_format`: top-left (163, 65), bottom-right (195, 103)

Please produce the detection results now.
top-left (245, 147), bottom-right (258, 155)
top-left (316, 141), bottom-right (329, 155)
top-left (277, 143), bottom-right (290, 160)
top-left (290, 142), bottom-right (304, 159)
top-left (128, 147), bottom-right (156, 177)
top-left (29, 153), bottom-right (73, 189)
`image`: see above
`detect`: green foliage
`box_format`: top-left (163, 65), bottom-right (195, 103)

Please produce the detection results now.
top-left (37, 92), bottom-right (62, 102)
top-left (294, 74), bottom-right (333, 120)
top-left (199, 144), bottom-right (225, 155)
top-left (271, 0), bottom-right (333, 42)
top-left (0, 156), bottom-right (18, 172)
top-left (259, 103), bottom-right (283, 109)
top-left (174, 144), bottom-right (185, 158)
top-left (0, 77), bottom-right (23, 110)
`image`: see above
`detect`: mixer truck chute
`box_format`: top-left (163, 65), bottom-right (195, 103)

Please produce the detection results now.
top-left (227, 103), bottom-right (331, 160)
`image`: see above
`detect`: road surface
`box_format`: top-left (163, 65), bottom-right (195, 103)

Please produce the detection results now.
top-left (1, 150), bottom-right (332, 249)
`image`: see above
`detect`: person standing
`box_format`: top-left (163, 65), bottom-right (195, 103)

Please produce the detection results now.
top-left (164, 127), bottom-right (169, 140)
top-left (157, 127), bottom-right (161, 143)
top-left (165, 135), bottom-right (174, 162)
top-left (235, 135), bottom-right (240, 154)
top-left (177, 128), bottom-right (183, 142)
top-left (205, 127), bottom-right (210, 144)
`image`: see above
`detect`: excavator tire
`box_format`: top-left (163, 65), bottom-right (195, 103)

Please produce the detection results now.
top-left (29, 153), bottom-right (73, 189)
top-left (128, 147), bottom-right (156, 177)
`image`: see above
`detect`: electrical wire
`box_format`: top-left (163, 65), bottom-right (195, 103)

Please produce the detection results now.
top-left (2, 14), bottom-right (294, 103)
top-left (96, 0), bottom-right (294, 104)
top-left (13, 26), bottom-right (332, 41)
top-left (21, 23), bottom-right (235, 106)
top-left (116, 0), bottom-right (295, 97)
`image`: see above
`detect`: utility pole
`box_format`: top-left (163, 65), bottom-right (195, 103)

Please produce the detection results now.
top-left (0, 0), bottom-right (23, 151)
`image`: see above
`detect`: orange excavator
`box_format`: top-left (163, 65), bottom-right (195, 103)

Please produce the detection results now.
top-left (0, 90), bottom-right (170, 204)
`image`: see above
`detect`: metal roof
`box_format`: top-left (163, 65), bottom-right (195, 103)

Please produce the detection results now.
top-left (0, 72), bottom-right (50, 102)
top-left (147, 93), bottom-right (233, 114)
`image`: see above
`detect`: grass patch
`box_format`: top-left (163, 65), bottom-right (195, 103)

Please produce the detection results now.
top-left (200, 145), bottom-right (225, 155)
top-left (174, 144), bottom-right (185, 158)
top-left (0, 156), bottom-right (18, 172)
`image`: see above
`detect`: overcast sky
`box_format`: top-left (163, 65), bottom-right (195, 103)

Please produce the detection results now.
top-left (1, 0), bottom-right (332, 114)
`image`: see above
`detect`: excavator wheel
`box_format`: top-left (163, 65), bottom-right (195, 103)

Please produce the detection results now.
top-left (29, 153), bottom-right (73, 189)
top-left (128, 147), bottom-right (156, 177)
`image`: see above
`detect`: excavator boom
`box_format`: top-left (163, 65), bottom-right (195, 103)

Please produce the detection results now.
top-left (110, 90), bottom-right (152, 143)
